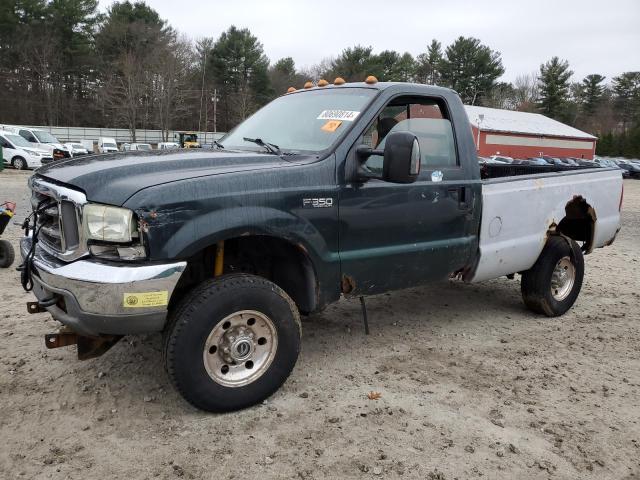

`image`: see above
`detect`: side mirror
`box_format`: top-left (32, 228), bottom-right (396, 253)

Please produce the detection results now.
top-left (382, 131), bottom-right (421, 183)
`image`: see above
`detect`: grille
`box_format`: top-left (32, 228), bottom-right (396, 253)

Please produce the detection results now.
top-left (30, 178), bottom-right (86, 261)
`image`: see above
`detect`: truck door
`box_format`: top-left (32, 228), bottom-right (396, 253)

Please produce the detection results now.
top-left (338, 95), bottom-right (478, 295)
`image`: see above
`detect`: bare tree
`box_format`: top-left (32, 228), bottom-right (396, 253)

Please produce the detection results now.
top-left (513, 73), bottom-right (539, 111)
top-left (299, 57), bottom-right (335, 83)
top-left (102, 52), bottom-right (149, 141)
top-left (154, 37), bottom-right (194, 140)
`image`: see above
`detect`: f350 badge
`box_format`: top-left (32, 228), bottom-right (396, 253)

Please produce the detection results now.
top-left (302, 198), bottom-right (334, 208)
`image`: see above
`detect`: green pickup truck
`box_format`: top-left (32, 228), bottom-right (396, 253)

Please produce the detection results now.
top-left (20, 80), bottom-right (622, 412)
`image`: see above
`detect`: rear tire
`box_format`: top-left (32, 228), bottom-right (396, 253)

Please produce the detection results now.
top-left (521, 236), bottom-right (584, 316)
top-left (164, 274), bottom-right (301, 412)
top-left (12, 157), bottom-right (26, 170)
top-left (0, 240), bottom-right (15, 268)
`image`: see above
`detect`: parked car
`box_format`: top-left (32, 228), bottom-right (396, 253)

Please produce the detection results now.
top-left (542, 156), bottom-right (579, 167)
top-left (0, 125), bottom-right (71, 160)
top-left (122, 143), bottom-right (153, 151)
top-left (79, 139), bottom-right (95, 153)
top-left (97, 137), bottom-right (119, 153)
top-left (572, 158), bottom-right (599, 168)
top-left (596, 158), bottom-right (630, 178)
top-left (158, 142), bottom-right (180, 150)
top-left (489, 155), bottom-right (513, 163)
top-left (19, 80), bottom-right (623, 412)
top-left (64, 142), bottom-right (89, 156)
top-left (614, 159), bottom-right (640, 179)
top-left (562, 158), bottom-right (579, 166)
top-left (0, 130), bottom-right (52, 169)
top-left (525, 157), bottom-right (550, 166)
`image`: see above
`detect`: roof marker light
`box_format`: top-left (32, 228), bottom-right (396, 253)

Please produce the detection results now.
top-left (365, 75), bottom-right (378, 84)
top-left (303, 81), bottom-right (313, 89)
top-left (287, 87), bottom-right (296, 93)
top-left (333, 77), bottom-right (346, 85)
top-left (317, 79), bottom-right (329, 87)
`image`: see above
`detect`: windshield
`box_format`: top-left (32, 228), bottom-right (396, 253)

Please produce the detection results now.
top-left (103, 142), bottom-right (117, 148)
top-left (137, 144), bottom-right (152, 150)
top-left (221, 88), bottom-right (377, 154)
top-left (5, 134), bottom-right (33, 148)
top-left (33, 130), bottom-right (60, 143)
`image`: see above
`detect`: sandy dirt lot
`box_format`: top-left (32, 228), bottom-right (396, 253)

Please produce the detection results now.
top-left (0, 168), bottom-right (638, 480)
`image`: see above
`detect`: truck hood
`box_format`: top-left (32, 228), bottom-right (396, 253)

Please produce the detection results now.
top-left (36, 150), bottom-right (297, 205)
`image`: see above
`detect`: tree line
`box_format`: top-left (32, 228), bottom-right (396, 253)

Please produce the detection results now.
top-left (0, 0), bottom-right (638, 156)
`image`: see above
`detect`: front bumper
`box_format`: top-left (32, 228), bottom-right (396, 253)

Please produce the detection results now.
top-left (21, 237), bottom-right (186, 336)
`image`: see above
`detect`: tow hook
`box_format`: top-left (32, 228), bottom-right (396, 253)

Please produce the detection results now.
top-left (26, 296), bottom-right (59, 314)
top-left (44, 329), bottom-right (123, 360)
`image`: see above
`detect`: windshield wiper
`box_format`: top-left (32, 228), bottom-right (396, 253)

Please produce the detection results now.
top-left (242, 137), bottom-right (281, 155)
top-left (213, 140), bottom-right (224, 149)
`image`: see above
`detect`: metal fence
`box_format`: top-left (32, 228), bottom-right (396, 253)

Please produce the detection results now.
top-left (2, 124), bottom-right (225, 146)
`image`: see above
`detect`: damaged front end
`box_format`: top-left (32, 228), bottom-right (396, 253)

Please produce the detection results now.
top-left (19, 177), bottom-right (187, 358)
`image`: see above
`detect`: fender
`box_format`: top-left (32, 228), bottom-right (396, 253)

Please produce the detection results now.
top-left (125, 193), bottom-right (341, 308)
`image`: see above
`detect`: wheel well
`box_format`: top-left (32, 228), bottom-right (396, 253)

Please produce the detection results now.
top-left (171, 236), bottom-right (318, 315)
top-left (555, 196), bottom-right (596, 253)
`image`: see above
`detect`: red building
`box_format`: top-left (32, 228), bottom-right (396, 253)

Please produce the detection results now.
top-left (465, 106), bottom-right (597, 160)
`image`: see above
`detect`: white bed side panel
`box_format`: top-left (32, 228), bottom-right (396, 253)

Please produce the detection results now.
top-left (470, 170), bottom-right (622, 283)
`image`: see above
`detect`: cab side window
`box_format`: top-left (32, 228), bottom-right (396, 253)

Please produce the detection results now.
top-left (19, 130), bottom-right (37, 143)
top-left (363, 97), bottom-right (458, 175)
top-left (0, 137), bottom-right (11, 149)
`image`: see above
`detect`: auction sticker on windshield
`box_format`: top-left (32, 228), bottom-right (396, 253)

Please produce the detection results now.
top-left (317, 110), bottom-right (360, 121)
top-left (321, 120), bottom-right (343, 132)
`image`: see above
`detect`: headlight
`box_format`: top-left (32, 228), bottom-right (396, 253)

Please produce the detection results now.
top-left (84, 204), bottom-right (134, 242)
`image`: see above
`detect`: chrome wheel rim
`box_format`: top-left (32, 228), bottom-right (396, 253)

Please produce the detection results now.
top-left (551, 256), bottom-right (575, 301)
top-left (203, 310), bottom-right (278, 387)
top-left (14, 159), bottom-right (24, 169)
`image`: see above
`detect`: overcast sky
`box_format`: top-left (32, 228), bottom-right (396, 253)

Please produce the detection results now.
top-left (101, 0), bottom-right (639, 83)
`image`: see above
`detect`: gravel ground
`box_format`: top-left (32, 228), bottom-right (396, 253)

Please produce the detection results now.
top-left (0, 168), bottom-right (638, 480)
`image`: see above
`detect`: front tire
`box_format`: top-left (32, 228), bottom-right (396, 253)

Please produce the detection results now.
top-left (12, 157), bottom-right (26, 170)
top-left (0, 240), bottom-right (15, 268)
top-left (521, 236), bottom-right (584, 317)
top-left (164, 274), bottom-right (301, 412)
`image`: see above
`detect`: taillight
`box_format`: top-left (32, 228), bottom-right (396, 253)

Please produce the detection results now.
top-left (619, 184), bottom-right (624, 212)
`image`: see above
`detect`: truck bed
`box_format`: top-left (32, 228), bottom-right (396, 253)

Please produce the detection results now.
top-left (469, 167), bottom-right (622, 282)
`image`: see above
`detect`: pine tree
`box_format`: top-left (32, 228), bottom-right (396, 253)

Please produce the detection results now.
top-left (439, 37), bottom-right (504, 105)
top-left (415, 39), bottom-right (443, 85)
top-left (580, 74), bottom-right (606, 116)
top-left (209, 26), bottom-right (272, 130)
top-left (537, 57), bottom-right (573, 121)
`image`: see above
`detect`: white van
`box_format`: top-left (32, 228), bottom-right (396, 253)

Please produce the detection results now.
top-left (98, 137), bottom-right (118, 153)
top-left (0, 126), bottom-right (71, 159)
top-left (122, 143), bottom-right (152, 151)
top-left (158, 142), bottom-right (180, 150)
top-left (0, 130), bottom-right (53, 169)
